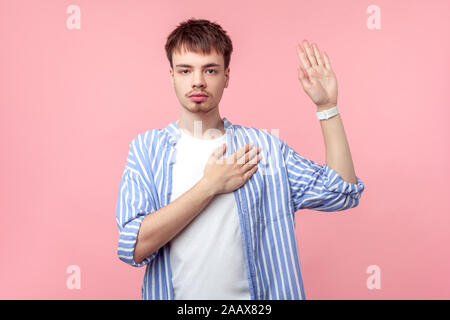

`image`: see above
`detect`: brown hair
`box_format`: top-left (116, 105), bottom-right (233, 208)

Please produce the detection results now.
top-left (165, 18), bottom-right (233, 71)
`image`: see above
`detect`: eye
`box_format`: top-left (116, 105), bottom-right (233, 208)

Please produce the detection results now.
top-left (179, 69), bottom-right (217, 74)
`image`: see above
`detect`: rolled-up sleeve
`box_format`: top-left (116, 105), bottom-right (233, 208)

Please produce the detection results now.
top-left (281, 140), bottom-right (365, 212)
top-left (116, 142), bottom-right (158, 267)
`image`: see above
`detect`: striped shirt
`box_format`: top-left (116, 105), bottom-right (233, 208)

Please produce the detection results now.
top-left (115, 117), bottom-right (365, 299)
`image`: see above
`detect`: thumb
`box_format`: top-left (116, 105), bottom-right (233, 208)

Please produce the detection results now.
top-left (209, 143), bottom-right (226, 162)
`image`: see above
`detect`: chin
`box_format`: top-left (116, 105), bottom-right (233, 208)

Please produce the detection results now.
top-left (183, 100), bottom-right (213, 111)
top-left (181, 103), bottom-right (204, 113)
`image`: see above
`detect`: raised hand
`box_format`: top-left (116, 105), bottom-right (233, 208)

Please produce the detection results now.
top-left (296, 40), bottom-right (338, 109)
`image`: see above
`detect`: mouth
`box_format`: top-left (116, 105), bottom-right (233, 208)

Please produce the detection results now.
top-left (189, 95), bottom-right (208, 102)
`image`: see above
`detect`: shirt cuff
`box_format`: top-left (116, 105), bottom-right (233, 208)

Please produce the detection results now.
top-left (321, 164), bottom-right (365, 200)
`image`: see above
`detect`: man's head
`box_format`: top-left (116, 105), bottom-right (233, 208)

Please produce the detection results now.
top-left (165, 18), bottom-right (233, 114)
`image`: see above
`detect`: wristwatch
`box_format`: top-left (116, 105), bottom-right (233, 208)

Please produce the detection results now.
top-left (316, 106), bottom-right (339, 120)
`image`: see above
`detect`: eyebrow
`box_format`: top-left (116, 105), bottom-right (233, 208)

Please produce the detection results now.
top-left (175, 63), bottom-right (221, 68)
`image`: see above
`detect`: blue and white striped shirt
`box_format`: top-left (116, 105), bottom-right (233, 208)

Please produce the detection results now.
top-left (116, 117), bottom-right (365, 299)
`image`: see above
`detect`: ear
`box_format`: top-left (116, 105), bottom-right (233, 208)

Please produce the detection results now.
top-left (169, 67), bottom-right (174, 84)
top-left (224, 67), bottom-right (230, 88)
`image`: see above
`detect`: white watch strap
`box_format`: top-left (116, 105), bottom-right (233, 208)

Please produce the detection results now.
top-left (316, 106), bottom-right (339, 120)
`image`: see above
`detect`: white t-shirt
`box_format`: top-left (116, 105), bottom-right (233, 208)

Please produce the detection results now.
top-left (168, 125), bottom-right (251, 300)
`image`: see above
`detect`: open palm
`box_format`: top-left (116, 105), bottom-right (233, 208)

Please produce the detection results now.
top-left (296, 40), bottom-right (338, 108)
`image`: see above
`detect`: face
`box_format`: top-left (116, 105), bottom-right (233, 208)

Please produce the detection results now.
top-left (169, 45), bottom-right (230, 114)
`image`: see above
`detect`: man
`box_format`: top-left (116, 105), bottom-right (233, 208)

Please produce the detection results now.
top-left (116, 18), bottom-right (365, 300)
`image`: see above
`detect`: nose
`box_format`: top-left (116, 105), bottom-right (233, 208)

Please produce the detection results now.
top-left (192, 70), bottom-right (206, 89)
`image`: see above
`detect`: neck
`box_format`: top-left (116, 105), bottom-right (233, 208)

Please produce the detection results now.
top-left (177, 109), bottom-right (225, 140)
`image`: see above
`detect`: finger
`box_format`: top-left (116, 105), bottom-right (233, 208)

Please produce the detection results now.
top-left (236, 144), bottom-right (254, 165)
top-left (237, 145), bottom-right (260, 166)
top-left (297, 64), bottom-right (311, 86)
top-left (323, 51), bottom-right (332, 71)
top-left (231, 143), bottom-right (253, 164)
top-left (296, 43), bottom-right (311, 70)
top-left (242, 154), bottom-right (261, 172)
top-left (302, 40), bottom-right (318, 67)
top-left (243, 164), bottom-right (258, 180)
top-left (312, 43), bottom-right (325, 68)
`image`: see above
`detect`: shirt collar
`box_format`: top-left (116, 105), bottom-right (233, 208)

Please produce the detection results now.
top-left (165, 116), bottom-right (233, 146)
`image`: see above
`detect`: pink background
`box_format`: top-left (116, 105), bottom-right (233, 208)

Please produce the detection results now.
top-left (1, 0), bottom-right (449, 299)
